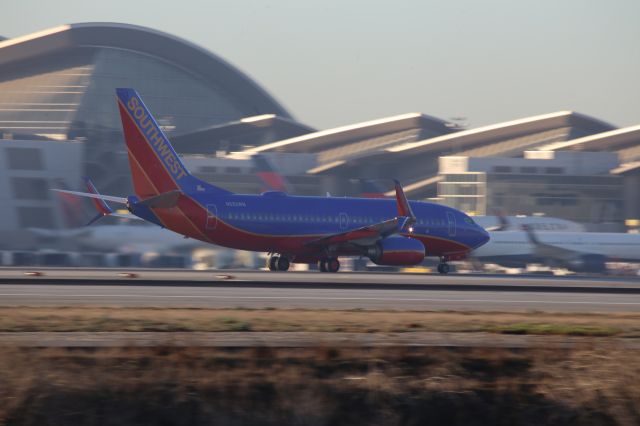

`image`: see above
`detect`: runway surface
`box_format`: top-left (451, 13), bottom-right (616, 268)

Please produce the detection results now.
top-left (1, 269), bottom-right (639, 312)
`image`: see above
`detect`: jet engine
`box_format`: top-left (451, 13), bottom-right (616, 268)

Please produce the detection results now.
top-left (367, 236), bottom-right (425, 266)
top-left (568, 254), bottom-right (607, 273)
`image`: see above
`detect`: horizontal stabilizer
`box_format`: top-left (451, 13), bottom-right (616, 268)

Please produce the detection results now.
top-left (51, 189), bottom-right (128, 204)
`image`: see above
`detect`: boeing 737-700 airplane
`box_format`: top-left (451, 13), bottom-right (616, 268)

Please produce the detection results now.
top-left (54, 89), bottom-right (489, 273)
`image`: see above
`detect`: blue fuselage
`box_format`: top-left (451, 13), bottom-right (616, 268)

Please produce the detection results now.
top-left (130, 190), bottom-right (489, 260)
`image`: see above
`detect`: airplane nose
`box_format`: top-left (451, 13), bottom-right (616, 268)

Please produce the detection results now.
top-left (474, 227), bottom-right (490, 248)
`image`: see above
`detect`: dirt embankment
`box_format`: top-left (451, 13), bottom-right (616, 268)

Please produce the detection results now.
top-left (1, 345), bottom-right (639, 426)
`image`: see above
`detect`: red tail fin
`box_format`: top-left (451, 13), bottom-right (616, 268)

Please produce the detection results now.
top-left (115, 88), bottom-right (231, 198)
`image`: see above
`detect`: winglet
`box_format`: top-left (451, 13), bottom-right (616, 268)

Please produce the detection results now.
top-left (485, 210), bottom-right (510, 232)
top-left (521, 224), bottom-right (540, 245)
top-left (83, 177), bottom-right (114, 226)
top-left (393, 179), bottom-right (416, 225)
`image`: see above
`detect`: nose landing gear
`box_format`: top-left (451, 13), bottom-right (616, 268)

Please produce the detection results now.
top-left (437, 261), bottom-right (450, 274)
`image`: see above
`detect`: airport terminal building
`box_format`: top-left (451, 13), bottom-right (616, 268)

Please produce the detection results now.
top-left (438, 151), bottom-right (624, 230)
top-left (0, 23), bottom-right (311, 242)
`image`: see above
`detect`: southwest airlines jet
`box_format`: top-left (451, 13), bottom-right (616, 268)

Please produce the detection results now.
top-left (55, 89), bottom-right (489, 273)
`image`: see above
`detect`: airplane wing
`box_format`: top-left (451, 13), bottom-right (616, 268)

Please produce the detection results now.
top-left (305, 180), bottom-right (416, 248)
top-left (305, 216), bottom-right (412, 247)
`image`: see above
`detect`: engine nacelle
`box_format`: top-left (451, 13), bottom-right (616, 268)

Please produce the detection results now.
top-left (568, 254), bottom-right (607, 273)
top-left (367, 236), bottom-right (425, 266)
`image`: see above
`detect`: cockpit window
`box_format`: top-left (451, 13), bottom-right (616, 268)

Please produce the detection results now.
top-left (464, 217), bottom-right (474, 225)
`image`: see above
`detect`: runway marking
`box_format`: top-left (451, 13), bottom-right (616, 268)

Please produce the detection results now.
top-left (1, 293), bottom-right (640, 306)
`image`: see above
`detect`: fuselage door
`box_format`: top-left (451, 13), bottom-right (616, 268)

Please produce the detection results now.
top-left (446, 211), bottom-right (456, 237)
top-left (205, 204), bottom-right (217, 231)
top-left (339, 212), bottom-right (349, 230)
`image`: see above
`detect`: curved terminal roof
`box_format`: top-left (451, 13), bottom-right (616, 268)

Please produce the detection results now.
top-left (361, 111), bottom-right (615, 198)
top-left (240, 112), bottom-right (456, 155)
top-left (0, 23), bottom-right (298, 196)
top-left (173, 114), bottom-right (315, 154)
top-left (386, 111), bottom-right (614, 156)
top-left (611, 161), bottom-right (640, 175)
top-left (0, 23), bottom-right (292, 119)
top-left (308, 111), bottom-right (615, 180)
top-left (536, 125), bottom-right (640, 163)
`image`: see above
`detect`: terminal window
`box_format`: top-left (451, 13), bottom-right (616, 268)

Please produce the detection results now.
top-left (5, 148), bottom-right (44, 170)
top-left (493, 166), bottom-right (512, 173)
top-left (17, 206), bottom-right (55, 228)
top-left (11, 177), bottom-right (49, 200)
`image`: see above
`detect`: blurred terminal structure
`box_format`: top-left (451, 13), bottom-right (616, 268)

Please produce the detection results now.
top-left (0, 22), bottom-right (639, 254)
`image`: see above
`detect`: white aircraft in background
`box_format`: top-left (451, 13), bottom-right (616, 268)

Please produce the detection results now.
top-left (29, 178), bottom-right (206, 253)
top-left (30, 223), bottom-right (204, 253)
top-left (472, 224), bottom-right (640, 273)
top-left (473, 215), bottom-right (585, 232)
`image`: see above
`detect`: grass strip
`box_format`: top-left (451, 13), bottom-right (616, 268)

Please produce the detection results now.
top-left (0, 307), bottom-right (638, 337)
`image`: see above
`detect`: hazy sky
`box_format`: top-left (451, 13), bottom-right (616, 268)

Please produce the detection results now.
top-left (3, 0), bottom-right (639, 129)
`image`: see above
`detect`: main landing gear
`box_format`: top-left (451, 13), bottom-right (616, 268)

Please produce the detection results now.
top-left (266, 253), bottom-right (340, 273)
top-left (318, 257), bottom-right (340, 273)
top-left (437, 260), bottom-right (450, 274)
top-left (267, 253), bottom-right (290, 271)
top-left (318, 257), bottom-right (340, 272)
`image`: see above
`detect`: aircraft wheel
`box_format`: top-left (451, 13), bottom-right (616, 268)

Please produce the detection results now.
top-left (327, 258), bottom-right (340, 273)
top-left (437, 263), bottom-right (450, 274)
top-left (318, 259), bottom-right (327, 272)
top-left (268, 254), bottom-right (278, 271)
top-left (277, 256), bottom-right (290, 271)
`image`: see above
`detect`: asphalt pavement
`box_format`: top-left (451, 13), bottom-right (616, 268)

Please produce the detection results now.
top-left (0, 269), bottom-right (639, 312)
